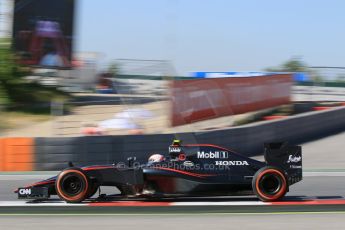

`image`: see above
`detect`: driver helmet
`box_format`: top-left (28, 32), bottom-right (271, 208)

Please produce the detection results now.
top-left (172, 139), bottom-right (182, 146)
top-left (148, 154), bottom-right (165, 163)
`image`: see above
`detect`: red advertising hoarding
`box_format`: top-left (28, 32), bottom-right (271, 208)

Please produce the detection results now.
top-left (171, 74), bottom-right (293, 126)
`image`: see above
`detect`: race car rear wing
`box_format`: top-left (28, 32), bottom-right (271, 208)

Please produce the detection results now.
top-left (264, 142), bottom-right (302, 185)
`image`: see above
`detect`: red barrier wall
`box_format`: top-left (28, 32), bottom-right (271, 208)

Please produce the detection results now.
top-left (170, 74), bottom-right (293, 126)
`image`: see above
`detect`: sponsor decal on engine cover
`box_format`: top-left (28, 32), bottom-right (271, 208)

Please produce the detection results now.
top-left (197, 151), bottom-right (228, 159)
top-left (215, 161), bottom-right (249, 166)
top-left (287, 155), bottom-right (301, 163)
top-left (289, 165), bottom-right (302, 169)
top-left (183, 161), bottom-right (195, 167)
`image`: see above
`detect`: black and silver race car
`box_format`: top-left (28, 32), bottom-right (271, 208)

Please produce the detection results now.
top-left (15, 140), bottom-right (302, 202)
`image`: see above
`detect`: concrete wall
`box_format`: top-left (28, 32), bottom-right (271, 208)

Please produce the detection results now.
top-left (32, 106), bottom-right (345, 171)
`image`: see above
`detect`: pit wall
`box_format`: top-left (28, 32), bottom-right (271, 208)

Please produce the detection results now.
top-left (0, 106), bottom-right (345, 171)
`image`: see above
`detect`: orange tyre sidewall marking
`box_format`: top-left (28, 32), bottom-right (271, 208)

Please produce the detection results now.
top-left (255, 169), bottom-right (287, 200)
top-left (56, 169), bottom-right (89, 202)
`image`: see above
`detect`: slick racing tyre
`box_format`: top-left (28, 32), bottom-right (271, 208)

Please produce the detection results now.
top-left (119, 184), bottom-right (137, 196)
top-left (87, 183), bottom-right (99, 199)
top-left (252, 166), bottom-right (288, 202)
top-left (56, 168), bottom-right (90, 203)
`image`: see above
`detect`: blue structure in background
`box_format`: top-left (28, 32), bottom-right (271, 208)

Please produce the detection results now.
top-left (189, 71), bottom-right (309, 82)
top-left (190, 72), bottom-right (267, 78)
top-left (293, 72), bottom-right (309, 82)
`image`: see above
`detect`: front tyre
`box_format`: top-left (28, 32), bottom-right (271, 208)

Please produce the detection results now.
top-left (252, 166), bottom-right (288, 202)
top-left (55, 168), bottom-right (90, 203)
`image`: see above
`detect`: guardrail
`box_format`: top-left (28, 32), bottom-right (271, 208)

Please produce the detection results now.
top-left (296, 81), bottom-right (345, 88)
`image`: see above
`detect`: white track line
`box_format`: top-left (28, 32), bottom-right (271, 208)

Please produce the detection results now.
top-left (0, 201), bottom-right (269, 207)
top-left (303, 172), bottom-right (345, 177)
top-left (0, 175), bottom-right (56, 180)
top-left (171, 201), bottom-right (268, 206)
top-left (0, 201), bottom-right (86, 207)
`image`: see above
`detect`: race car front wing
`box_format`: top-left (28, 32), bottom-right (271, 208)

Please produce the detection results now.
top-left (17, 187), bottom-right (49, 199)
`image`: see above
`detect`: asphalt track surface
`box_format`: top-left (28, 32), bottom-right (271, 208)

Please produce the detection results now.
top-left (1, 214), bottom-right (345, 230)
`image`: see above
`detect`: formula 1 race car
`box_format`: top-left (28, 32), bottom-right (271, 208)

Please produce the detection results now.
top-left (15, 140), bottom-right (302, 202)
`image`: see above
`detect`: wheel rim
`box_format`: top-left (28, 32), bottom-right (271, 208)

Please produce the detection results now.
top-left (60, 173), bottom-right (85, 197)
top-left (259, 173), bottom-right (282, 196)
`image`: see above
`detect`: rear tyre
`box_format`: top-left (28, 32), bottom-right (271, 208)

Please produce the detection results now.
top-left (119, 185), bottom-right (137, 196)
top-left (252, 166), bottom-right (288, 202)
top-left (87, 183), bottom-right (99, 199)
top-left (55, 168), bottom-right (90, 203)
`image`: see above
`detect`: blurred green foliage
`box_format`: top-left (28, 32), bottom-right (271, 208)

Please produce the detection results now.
top-left (264, 57), bottom-right (308, 72)
top-left (336, 74), bottom-right (345, 83)
top-left (0, 39), bottom-right (28, 104)
top-left (0, 39), bottom-right (70, 113)
top-left (108, 62), bottom-right (121, 76)
top-left (264, 57), bottom-right (326, 83)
